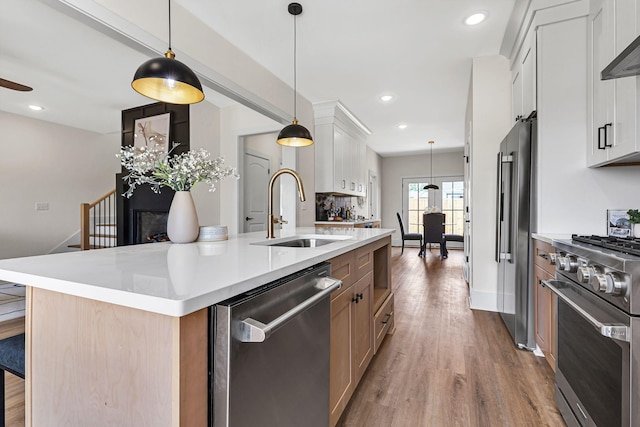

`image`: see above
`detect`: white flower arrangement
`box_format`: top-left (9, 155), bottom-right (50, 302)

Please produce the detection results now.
top-left (117, 143), bottom-right (238, 198)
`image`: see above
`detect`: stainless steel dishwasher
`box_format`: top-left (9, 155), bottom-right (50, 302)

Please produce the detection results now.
top-left (212, 262), bottom-right (341, 427)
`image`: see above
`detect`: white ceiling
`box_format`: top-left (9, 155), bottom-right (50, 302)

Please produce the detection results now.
top-left (1, 0), bottom-right (516, 156)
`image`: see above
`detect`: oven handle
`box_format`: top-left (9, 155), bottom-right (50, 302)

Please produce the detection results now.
top-left (542, 279), bottom-right (630, 343)
top-left (236, 277), bottom-right (342, 343)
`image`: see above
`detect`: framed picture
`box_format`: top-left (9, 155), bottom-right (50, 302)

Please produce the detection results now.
top-left (133, 113), bottom-right (171, 153)
top-left (607, 209), bottom-right (631, 237)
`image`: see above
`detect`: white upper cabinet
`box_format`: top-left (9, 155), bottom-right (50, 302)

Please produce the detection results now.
top-left (511, 30), bottom-right (537, 121)
top-left (314, 101), bottom-right (369, 197)
top-left (588, 0), bottom-right (640, 166)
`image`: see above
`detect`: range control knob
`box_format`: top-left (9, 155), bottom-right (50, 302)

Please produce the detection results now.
top-left (562, 255), bottom-right (579, 273)
top-left (548, 253), bottom-right (558, 265)
top-left (605, 273), bottom-right (626, 296)
top-left (556, 256), bottom-right (567, 271)
top-left (592, 273), bottom-right (608, 292)
top-left (577, 266), bottom-right (591, 284)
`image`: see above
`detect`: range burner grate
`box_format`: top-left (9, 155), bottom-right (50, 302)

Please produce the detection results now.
top-left (572, 234), bottom-right (640, 257)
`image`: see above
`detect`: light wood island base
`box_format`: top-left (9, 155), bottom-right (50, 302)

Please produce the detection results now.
top-left (25, 288), bottom-right (208, 426)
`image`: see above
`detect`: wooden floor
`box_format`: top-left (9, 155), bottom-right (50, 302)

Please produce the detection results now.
top-left (337, 247), bottom-right (566, 427)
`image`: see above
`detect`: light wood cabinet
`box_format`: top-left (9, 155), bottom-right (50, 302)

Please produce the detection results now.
top-left (588, 0), bottom-right (640, 166)
top-left (533, 239), bottom-right (557, 371)
top-left (328, 236), bottom-right (393, 426)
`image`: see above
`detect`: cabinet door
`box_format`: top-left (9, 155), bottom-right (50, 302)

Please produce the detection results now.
top-left (333, 127), bottom-right (348, 192)
top-left (353, 271), bottom-right (373, 383)
top-left (512, 65), bottom-right (523, 121)
top-left (608, 0), bottom-right (638, 160)
top-left (330, 284), bottom-right (355, 427)
top-left (534, 265), bottom-right (553, 357)
top-left (588, 0), bottom-right (615, 166)
top-left (521, 34), bottom-right (536, 116)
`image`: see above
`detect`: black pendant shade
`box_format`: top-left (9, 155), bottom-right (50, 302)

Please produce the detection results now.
top-left (131, 0), bottom-right (204, 105)
top-left (423, 140), bottom-right (439, 191)
top-left (277, 3), bottom-right (313, 147)
top-left (277, 119), bottom-right (313, 147)
top-left (132, 50), bottom-right (204, 104)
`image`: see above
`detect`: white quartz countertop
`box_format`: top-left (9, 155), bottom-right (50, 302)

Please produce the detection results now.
top-left (314, 219), bottom-right (380, 225)
top-left (532, 233), bottom-right (573, 245)
top-left (0, 227), bottom-right (393, 317)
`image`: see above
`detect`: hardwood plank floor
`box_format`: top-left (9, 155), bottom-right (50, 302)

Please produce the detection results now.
top-left (337, 247), bottom-right (565, 427)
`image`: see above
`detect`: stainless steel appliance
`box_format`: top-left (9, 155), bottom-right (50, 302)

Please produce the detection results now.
top-left (545, 235), bottom-right (640, 427)
top-left (212, 263), bottom-right (341, 427)
top-left (495, 112), bottom-right (537, 349)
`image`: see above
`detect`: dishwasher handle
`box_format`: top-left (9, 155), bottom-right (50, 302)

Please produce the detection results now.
top-left (236, 277), bottom-right (342, 343)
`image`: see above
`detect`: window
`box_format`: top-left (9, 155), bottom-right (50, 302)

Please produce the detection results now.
top-left (441, 180), bottom-right (464, 235)
top-left (402, 176), bottom-right (464, 236)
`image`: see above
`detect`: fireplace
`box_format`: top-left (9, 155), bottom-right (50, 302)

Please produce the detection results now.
top-left (116, 175), bottom-right (174, 246)
top-left (135, 211), bottom-right (170, 243)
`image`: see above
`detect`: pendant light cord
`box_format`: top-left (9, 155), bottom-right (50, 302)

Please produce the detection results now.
top-left (293, 12), bottom-right (297, 119)
top-left (168, 0), bottom-right (172, 50)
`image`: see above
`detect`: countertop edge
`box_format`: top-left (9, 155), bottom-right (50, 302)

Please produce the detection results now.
top-left (532, 233), bottom-right (572, 245)
top-left (0, 229), bottom-right (394, 317)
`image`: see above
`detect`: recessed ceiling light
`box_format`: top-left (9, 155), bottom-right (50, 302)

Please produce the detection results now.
top-left (398, 124), bottom-right (407, 130)
top-left (464, 12), bottom-right (486, 26)
top-left (28, 105), bottom-right (44, 111)
top-left (380, 95), bottom-right (393, 102)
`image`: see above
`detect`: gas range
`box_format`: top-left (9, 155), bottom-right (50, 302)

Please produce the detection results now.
top-left (552, 234), bottom-right (640, 316)
top-left (549, 234), bottom-right (640, 427)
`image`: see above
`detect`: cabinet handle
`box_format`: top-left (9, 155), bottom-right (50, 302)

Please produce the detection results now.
top-left (357, 293), bottom-right (364, 300)
top-left (604, 123), bottom-right (612, 148)
top-left (342, 180), bottom-right (346, 189)
top-left (352, 296), bottom-right (359, 304)
top-left (381, 312), bottom-right (393, 324)
top-left (598, 126), bottom-right (605, 149)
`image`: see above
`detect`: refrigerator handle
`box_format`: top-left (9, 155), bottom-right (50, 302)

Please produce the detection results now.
top-left (496, 153), bottom-right (514, 263)
top-left (495, 152), bottom-right (502, 262)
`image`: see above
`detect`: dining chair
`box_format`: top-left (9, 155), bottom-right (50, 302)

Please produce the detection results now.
top-left (396, 212), bottom-right (423, 255)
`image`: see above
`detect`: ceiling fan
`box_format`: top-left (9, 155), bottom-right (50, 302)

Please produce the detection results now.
top-left (0, 77), bottom-right (32, 92)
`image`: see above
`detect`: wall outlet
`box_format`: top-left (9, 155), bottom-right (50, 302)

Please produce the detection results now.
top-left (35, 202), bottom-right (49, 211)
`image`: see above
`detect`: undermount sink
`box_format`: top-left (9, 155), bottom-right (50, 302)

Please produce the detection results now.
top-left (251, 234), bottom-right (352, 248)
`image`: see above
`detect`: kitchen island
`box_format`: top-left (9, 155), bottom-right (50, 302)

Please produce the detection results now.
top-left (0, 227), bottom-right (393, 426)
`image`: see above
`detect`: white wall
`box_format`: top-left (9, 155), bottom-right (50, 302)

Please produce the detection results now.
top-left (467, 55), bottom-right (512, 311)
top-left (381, 150), bottom-right (465, 246)
top-left (0, 111), bottom-right (120, 259)
top-left (189, 100), bottom-right (222, 227)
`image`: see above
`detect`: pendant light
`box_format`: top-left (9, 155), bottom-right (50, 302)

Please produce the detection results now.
top-left (423, 140), bottom-right (439, 190)
top-left (277, 3), bottom-right (313, 147)
top-left (131, 0), bottom-right (204, 105)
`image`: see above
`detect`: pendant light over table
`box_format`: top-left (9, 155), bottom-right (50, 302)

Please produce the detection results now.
top-left (131, 0), bottom-right (204, 105)
top-left (423, 140), bottom-right (439, 190)
top-left (277, 3), bottom-right (313, 147)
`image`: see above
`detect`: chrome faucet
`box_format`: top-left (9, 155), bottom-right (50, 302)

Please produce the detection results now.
top-left (267, 168), bottom-right (306, 239)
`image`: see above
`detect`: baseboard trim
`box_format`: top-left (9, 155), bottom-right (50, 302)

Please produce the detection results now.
top-left (469, 288), bottom-right (498, 312)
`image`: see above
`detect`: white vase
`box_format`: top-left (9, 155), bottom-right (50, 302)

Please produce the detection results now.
top-left (634, 223), bottom-right (640, 238)
top-left (167, 191), bottom-right (200, 244)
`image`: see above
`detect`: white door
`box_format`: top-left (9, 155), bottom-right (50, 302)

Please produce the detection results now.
top-left (243, 153), bottom-right (270, 233)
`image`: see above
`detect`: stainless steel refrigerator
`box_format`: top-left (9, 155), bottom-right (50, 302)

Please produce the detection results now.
top-left (495, 112), bottom-right (536, 350)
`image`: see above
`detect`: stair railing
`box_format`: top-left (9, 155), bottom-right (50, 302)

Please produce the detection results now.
top-left (80, 189), bottom-right (117, 250)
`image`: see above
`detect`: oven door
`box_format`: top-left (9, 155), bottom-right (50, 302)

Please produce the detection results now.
top-left (543, 278), bottom-right (632, 427)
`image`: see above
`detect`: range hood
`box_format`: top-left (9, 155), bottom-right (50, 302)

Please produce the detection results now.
top-left (602, 34), bottom-right (640, 80)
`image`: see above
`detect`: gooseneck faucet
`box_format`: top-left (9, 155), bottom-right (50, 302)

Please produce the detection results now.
top-left (267, 168), bottom-right (306, 239)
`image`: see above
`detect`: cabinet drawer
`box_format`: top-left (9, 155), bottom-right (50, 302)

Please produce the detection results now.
top-left (328, 251), bottom-right (356, 300)
top-left (533, 239), bottom-right (556, 276)
top-left (354, 246), bottom-right (373, 280)
top-left (373, 293), bottom-right (394, 354)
